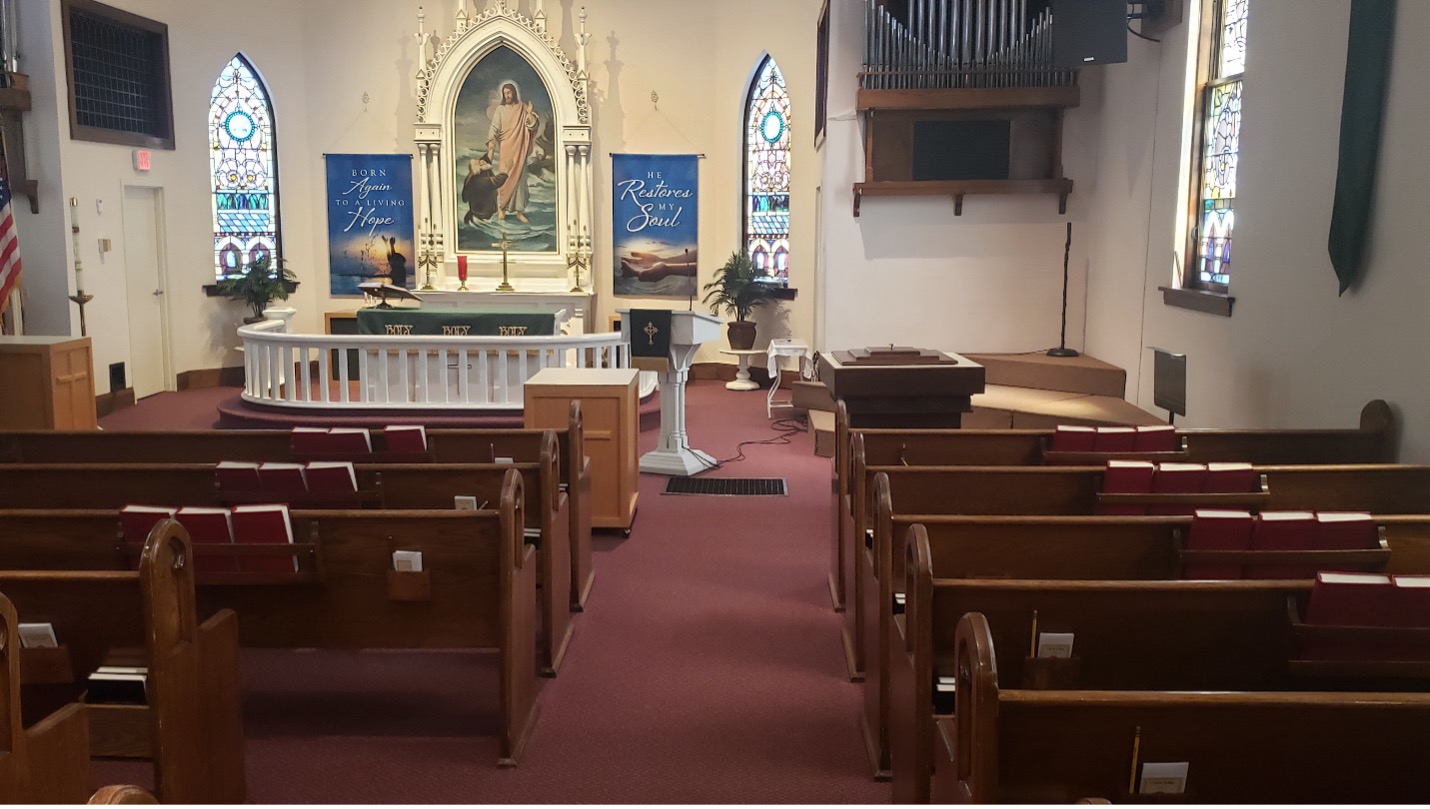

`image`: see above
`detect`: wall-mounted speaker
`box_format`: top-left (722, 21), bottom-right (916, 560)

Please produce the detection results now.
top-left (1051, 0), bottom-right (1129, 69)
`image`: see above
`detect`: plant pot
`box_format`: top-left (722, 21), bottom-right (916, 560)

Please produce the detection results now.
top-left (242, 315), bottom-right (266, 325)
top-left (7, 73), bottom-right (28, 92)
top-left (727, 321), bottom-right (757, 351)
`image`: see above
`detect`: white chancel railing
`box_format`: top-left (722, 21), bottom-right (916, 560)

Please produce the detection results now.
top-left (239, 320), bottom-right (647, 411)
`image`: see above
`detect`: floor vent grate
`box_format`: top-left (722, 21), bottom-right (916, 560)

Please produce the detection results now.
top-left (663, 477), bottom-right (788, 497)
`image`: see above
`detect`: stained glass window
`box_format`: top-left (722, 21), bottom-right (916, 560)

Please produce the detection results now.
top-left (210, 55), bottom-right (280, 280)
top-left (1192, 0), bottom-right (1246, 290)
top-left (743, 56), bottom-right (791, 287)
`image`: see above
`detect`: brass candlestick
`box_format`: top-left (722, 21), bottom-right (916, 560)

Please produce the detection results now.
top-left (68, 292), bottom-right (93, 337)
top-left (493, 231), bottom-right (515, 292)
top-left (418, 221), bottom-right (440, 291)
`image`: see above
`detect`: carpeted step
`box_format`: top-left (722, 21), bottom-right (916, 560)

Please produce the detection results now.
top-left (792, 380), bottom-right (835, 413)
top-left (810, 409), bottom-right (835, 458)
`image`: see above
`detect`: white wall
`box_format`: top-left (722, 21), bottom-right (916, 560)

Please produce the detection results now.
top-left (1084, 0), bottom-right (1430, 460)
top-left (817, 0), bottom-right (1096, 356)
top-left (14, 0), bottom-right (824, 389)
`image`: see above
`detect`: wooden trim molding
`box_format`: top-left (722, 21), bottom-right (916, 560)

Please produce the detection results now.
top-left (176, 367), bottom-right (245, 390)
top-left (1160, 285), bottom-right (1235, 317)
top-left (95, 387), bottom-right (136, 418)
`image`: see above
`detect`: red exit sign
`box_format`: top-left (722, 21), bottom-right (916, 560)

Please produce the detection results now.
top-left (132, 149), bottom-right (152, 172)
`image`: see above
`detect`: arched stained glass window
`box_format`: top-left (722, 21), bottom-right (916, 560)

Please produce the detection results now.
top-left (210, 55), bottom-right (280, 280)
top-left (743, 56), bottom-right (791, 287)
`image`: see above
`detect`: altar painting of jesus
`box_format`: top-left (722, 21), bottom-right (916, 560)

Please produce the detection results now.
top-left (453, 46), bottom-right (558, 254)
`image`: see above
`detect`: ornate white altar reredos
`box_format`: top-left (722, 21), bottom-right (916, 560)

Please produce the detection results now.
top-left (413, 0), bottom-right (594, 288)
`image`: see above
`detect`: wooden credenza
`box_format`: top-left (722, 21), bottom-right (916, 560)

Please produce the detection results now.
top-left (524, 367), bottom-right (638, 532)
top-left (0, 336), bottom-right (98, 429)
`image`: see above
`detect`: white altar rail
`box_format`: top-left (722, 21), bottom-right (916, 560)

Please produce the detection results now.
top-left (239, 320), bottom-right (640, 411)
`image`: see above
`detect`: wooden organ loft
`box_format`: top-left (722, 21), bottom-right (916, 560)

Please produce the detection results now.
top-left (855, 0), bottom-right (1078, 217)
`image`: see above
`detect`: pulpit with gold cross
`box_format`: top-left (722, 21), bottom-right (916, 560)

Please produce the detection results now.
top-left (620, 309), bottom-right (722, 476)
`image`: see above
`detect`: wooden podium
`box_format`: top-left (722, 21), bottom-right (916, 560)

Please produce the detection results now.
top-left (524, 367), bottom-right (639, 531)
top-left (0, 336), bottom-right (98, 430)
top-left (620, 309), bottom-right (722, 476)
top-left (819, 346), bottom-right (985, 428)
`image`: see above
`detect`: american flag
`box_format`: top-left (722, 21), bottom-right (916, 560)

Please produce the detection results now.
top-left (0, 145), bottom-right (20, 316)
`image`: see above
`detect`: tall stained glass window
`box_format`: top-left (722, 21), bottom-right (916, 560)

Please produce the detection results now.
top-left (1190, 0), bottom-right (1246, 291)
top-left (210, 55), bottom-right (280, 280)
top-left (743, 56), bottom-right (791, 286)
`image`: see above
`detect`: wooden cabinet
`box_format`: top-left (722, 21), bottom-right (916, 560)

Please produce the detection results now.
top-left (0, 336), bottom-right (98, 429)
top-left (524, 368), bottom-right (638, 531)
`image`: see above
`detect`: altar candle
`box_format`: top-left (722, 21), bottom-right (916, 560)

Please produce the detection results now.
top-left (69, 198), bottom-right (83, 292)
top-left (457, 255), bottom-right (468, 282)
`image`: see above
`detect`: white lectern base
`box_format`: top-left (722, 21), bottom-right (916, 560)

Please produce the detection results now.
top-left (640, 448), bottom-right (716, 476)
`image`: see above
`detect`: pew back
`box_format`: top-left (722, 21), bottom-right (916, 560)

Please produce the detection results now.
top-left (944, 613), bottom-right (1430, 804)
top-left (0, 522), bottom-right (246, 803)
top-left (0, 596), bottom-right (90, 803)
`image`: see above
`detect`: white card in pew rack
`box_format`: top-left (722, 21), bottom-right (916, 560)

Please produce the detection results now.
top-left (1139, 762), bottom-right (1189, 795)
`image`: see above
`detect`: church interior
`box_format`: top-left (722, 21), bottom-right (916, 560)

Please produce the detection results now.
top-left (2, 0), bottom-right (1429, 804)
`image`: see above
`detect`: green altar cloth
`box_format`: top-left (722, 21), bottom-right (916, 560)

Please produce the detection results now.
top-left (356, 308), bottom-right (557, 337)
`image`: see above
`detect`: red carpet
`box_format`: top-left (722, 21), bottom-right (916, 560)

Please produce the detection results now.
top-left (93, 381), bottom-right (886, 803)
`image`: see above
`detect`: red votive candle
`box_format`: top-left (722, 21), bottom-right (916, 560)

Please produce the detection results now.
top-left (457, 255), bottom-right (468, 282)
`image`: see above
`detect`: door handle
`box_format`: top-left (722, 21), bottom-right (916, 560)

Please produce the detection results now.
top-left (152, 289), bottom-right (164, 297)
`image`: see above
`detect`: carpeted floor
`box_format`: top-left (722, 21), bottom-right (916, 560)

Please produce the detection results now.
top-left (93, 381), bottom-right (887, 803)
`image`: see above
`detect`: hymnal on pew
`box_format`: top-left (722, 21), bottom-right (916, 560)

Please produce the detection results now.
top-left (86, 666), bottom-right (149, 705)
top-left (258, 462), bottom-right (308, 494)
top-left (17, 623), bottom-right (57, 649)
top-left (215, 461), bottom-right (263, 491)
top-left (1092, 426), bottom-right (1137, 453)
top-left (1036, 632), bottom-right (1074, 659)
top-left (176, 506), bottom-right (238, 574)
top-left (384, 424), bottom-right (428, 454)
top-left (119, 505), bottom-right (176, 543)
top-left (1250, 511), bottom-right (1317, 578)
top-left (1186, 510), bottom-right (1253, 579)
top-left (1315, 512), bottom-right (1377, 550)
top-left (305, 461), bottom-right (358, 495)
top-left (327, 428), bottom-right (373, 454)
top-left (231, 504), bottom-right (297, 574)
top-left (1138, 762), bottom-right (1189, 795)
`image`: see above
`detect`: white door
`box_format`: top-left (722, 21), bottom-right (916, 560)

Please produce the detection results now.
top-left (122, 186), bottom-right (171, 398)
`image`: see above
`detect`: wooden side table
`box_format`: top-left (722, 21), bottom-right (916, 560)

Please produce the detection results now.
top-left (0, 336), bottom-right (97, 429)
top-left (719, 349), bottom-right (763, 391)
top-left (525, 368), bottom-right (639, 533)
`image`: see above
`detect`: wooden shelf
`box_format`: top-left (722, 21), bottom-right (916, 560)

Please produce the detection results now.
top-left (853, 179), bottom-right (1073, 217)
top-left (0, 88), bottom-right (31, 112)
top-left (857, 85), bottom-right (1080, 112)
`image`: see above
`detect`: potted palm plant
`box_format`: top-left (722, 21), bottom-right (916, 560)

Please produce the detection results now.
top-left (702, 250), bottom-right (777, 350)
top-left (216, 255), bottom-right (298, 324)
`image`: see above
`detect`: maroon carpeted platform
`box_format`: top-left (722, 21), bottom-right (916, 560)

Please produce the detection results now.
top-left (92, 381), bottom-right (887, 803)
top-left (211, 389), bottom-right (663, 430)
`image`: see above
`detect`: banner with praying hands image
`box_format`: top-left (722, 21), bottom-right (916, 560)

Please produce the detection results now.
top-left (324, 154), bottom-right (415, 296)
top-left (612, 154), bottom-right (699, 298)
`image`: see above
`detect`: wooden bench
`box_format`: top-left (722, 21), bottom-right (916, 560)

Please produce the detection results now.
top-left (931, 611), bottom-right (1430, 803)
top-left (0, 452), bottom-right (575, 676)
top-left (841, 461), bottom-right (1430, 679)
top-left (829, 399), bottom-right (1396, 611)
top-left (0, 470), bottom-right (541, 766)
top-left (1, 521), bottom-right (246, 802)
top-left (0, 410), bottom-right (596, 614)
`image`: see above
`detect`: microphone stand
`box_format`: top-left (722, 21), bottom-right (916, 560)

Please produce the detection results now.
top-left (1047, 221), bottom-right (1080, 358)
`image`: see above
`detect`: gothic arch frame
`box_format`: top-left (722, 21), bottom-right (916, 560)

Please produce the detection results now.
top-left (414, 3), bottom-right (594, 278)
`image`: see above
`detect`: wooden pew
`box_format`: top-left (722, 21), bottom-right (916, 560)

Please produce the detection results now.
top-left (842, 460), bottom-right (1430, 678)
top-left (931, 611), bottom-right (1430, 803)
top-left (1, 521), bottom-right (247, 802)
top-left (0, 449), bottom-right (575, 676)
top-left (891, 524), bottom-right (1430, 801)
top-left (828, 399), bottom-right (1396, 612)
top-left (0, 594), bottom-right (91, 803)
top-left (0, 407), bottom-right (596, 614)
top-left (0, 472), bottom-right (541, 766)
